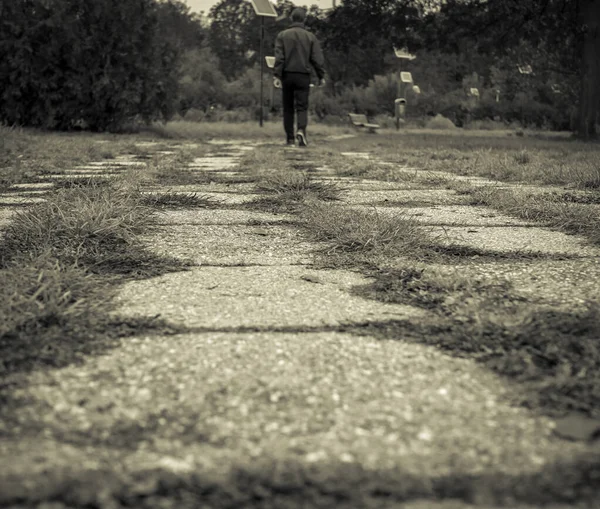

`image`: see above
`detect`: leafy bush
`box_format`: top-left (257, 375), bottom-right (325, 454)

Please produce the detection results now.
top-left (0, 0), bottom-right (179, 131)
top-left (426, 114), bottom-right (457, 130)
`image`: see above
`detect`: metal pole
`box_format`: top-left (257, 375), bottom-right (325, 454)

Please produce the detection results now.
top-left (259, 17), bottom-right (265, 127)
top-left (396, 60), bottom-right (402, 130)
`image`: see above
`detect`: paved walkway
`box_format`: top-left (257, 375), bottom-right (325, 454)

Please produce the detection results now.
top-left (1, 139), bottom-right (599, 508)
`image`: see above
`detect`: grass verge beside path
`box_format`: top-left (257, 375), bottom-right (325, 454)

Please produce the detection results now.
top-left (313, 132), bottom-right (600, 245)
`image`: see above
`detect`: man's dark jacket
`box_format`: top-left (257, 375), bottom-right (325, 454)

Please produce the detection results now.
top-left (274, 22), bottom-right (325, 80)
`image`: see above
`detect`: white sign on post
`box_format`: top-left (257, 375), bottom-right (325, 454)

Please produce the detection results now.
top-left (518, 64), bottom-right (532, 75)
top-left (265, 56), bottom-right (275, 69)
top-left (400, 72), bottom-right (413, 83)
top-left (393, 47), bottom-right (416, 60)
top-left (249, 0), bottom-right (277, 17)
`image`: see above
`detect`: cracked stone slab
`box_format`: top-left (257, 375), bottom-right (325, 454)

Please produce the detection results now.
top-left (189, 157), bottom-right (240, 171)
top-left (430, 225), bottom-right (600, 256)
top-left (144, 224), bottom-right (312, 265)
top-left (67, 168), bottom-right (127, 173)
top-left (1, 189), bottom-right (49, 196)
top-left (115, 266), bottom-right (424, 328)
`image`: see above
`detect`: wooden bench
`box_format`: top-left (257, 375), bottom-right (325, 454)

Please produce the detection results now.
top-left (348, 113), bottom-right (380, 133)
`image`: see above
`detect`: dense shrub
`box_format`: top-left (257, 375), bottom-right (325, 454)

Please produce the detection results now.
top-left (0, 0), bottom-right (179, 132)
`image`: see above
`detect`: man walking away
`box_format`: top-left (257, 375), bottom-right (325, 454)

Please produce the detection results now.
top-left (274, 8), bottom-right (326, 147)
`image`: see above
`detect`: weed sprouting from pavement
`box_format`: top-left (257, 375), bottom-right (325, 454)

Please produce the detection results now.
top-left (141, 192), bottom-right (222, 209)
top-left (300, 204), bottom-right (430, 254)
top-left (256, 172), bottom-right (343, 201)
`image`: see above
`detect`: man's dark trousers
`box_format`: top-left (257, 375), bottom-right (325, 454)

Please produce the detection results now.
top-left (282, 72), bottom-right (311, 141)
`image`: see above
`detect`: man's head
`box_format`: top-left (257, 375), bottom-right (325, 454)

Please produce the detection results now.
top-left (290, 7), bottom-right (306, 23)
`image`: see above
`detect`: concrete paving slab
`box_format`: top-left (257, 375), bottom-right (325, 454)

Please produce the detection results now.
top-left (0, 196), bottom-right (45, 206)
top-left (430, 225), bottom-right (600, 257)
top-left (115, 266), bottom-right (424, 328)
top-left (41, 174), bottom-right (113, 180)
top-left (345, 189), bottom-right (467, 206)
top-left (85, 161), bottom-right (146, 167)
top-left (8, 183), bottom-right (54, 190)
top-left (349, 204), bottom-right (536, 227)
top-left (1, 189), bottom-right (49, 196)
top-left (425, 259), bottom-right (600, 309)
top-left (155, 209), bottom-right (294, 225)
top-left (145, 224), bottom-right (312, 265)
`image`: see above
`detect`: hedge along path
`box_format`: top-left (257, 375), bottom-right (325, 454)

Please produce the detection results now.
top-left (0, 138), bottom-right (598, 509)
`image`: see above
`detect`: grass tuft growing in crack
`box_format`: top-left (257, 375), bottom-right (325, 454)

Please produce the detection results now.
top-left (256, 172), bottom-right (343, 201)
top-left (300, 204), bottom-right (431, 254)
top-left (0, 182), bottom-right (156, 272)
top-left (140, 191), bottom-right (222, 210)
top-left (246, 173), bottom-right (343, 213)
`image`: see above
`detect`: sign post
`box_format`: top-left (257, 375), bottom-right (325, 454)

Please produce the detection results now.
top-left (393, 47), bottom-right (416, 129)
top-left (249, 1), bottom-right (277, 127)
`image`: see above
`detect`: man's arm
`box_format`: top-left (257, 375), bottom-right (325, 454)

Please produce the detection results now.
top-left (309, 36), bottom-right (326, 81)
top-left (273, 33), bottom-right (285, 79)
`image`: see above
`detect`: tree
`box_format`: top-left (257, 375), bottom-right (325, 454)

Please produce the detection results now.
top-left (156, 0), bottom-right (206, 51)
top-left (208, 0), bottom-right (263, 80)
top-left (417, 0), bottom-right (600, 138)
top-left (0, 0), bottom-right (183, 131)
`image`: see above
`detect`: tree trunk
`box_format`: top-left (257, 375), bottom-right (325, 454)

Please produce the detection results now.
top-left (577, 0), bottom-right (600, 139)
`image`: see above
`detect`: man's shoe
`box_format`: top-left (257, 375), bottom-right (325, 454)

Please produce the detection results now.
top-left (296, 130), bottom-right (308, 147)
top-left (286, 139), bottom-right (296, 146)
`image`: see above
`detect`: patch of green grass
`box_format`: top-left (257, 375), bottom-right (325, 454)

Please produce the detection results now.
top-left (141, 192), bottom-right (222, 210)
top-left (142, 120), bottom-right (351, 143)
top-left (52, 177), bottom-right (114, 189)
top-left (546, 190), bottom-right (600, 205)
top-left (0, 180), bottom-right (190, 276)
top-left (300, 204), bottom-right (430, 255)
top-left (325, 131), bottom-right (600, 190)
top-left (256, 173), bottom-right (343, 201)
top-left (245, 172), bottom-right (343, 213)
top-left (0, 256), bottom-right (114, 373)
top-left (0, 183), bottom-right (152, 268)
